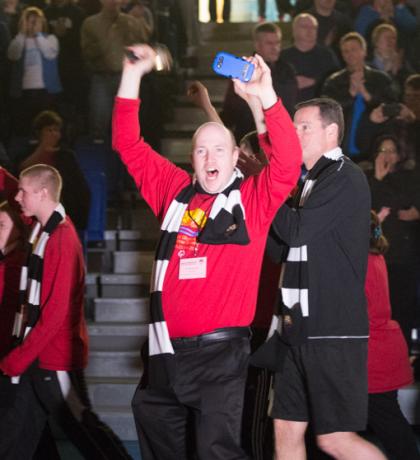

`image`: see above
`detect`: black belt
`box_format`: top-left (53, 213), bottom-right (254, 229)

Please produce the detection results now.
top-left (171, 327), bottom-right (250, 350)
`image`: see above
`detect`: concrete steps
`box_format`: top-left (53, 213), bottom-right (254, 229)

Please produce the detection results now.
top-left (86, 350), bottom-right (143, 379)
top-left (113, 251), bottom-right (154, 274)
top-left (100, 274), bottom-right (151, 298)
top-left (93, 298), bottom-right (149, 323)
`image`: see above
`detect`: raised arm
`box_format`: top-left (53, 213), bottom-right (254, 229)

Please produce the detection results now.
top-left (112, 44), bottom-right (189, 218)
top-left (232, 81), bottom-right (266, 135)
top-left (237, 54), bottom-right (302, 223)
top-left (187, 80), bottom-right (223, 124)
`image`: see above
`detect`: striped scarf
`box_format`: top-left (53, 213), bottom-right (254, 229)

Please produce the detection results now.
top-left (12, 204), bottom-right (66, 343)
top-left (148, 169), bottom-right (249, 387)
top-left (279, 148), bottom-right (345, 345)
top-left (250, 149), bottom-right (346, 372)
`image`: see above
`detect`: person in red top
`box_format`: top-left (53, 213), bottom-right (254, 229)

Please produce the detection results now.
top-left (366, 210), bottom-right (419, 460)
top-left (0, 164), bottom-right (131, 460)
top-left (113, 45), bottom-right (301, 460)
top-left (0, 199), bottom-right (27, 358)
top-left (0, 166), bottom-right (18, 205)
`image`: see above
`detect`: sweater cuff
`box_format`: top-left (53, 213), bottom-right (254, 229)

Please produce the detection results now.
top-left (114, 96), bottom-right (141, 107)
top-left (263, 98), bottom-right (283, 115)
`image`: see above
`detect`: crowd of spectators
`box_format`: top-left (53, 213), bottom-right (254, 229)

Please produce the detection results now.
top-left (0, 0), bottom-right (183, 157)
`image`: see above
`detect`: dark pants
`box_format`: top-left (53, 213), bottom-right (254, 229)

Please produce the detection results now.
top-left (368, 391), bottom-right (420, 460)
top-left (132, 337), bottom-right (250, 460)
top-left (388, 263), bottom-right (418, 348)
top-left (0, 367), bottom-right (131, 460)
top-left (242, 328), bottom-right (273, 460)
top-left (209, 0), bottom-right (230, 21)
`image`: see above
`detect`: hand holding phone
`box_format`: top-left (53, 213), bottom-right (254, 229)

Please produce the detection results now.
top-left (212, 52), bottom-right (255, 82)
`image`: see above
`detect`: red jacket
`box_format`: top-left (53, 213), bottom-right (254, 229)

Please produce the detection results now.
top-left (112, 97), bottom-right (302, 338)
top-left (366, 253), bottom-right (413, 393)
top-left (0, 217), bottom-right (89, 376)
top-left (0, 167), bottom-right (18, 204)
top-left (0, 247), bottom-right (26, 358)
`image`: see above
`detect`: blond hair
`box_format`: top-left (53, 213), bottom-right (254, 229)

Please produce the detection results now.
top-left (19, 6), bottom-right (48, 34)
top-left (20, 164), bottom-right (62, 202)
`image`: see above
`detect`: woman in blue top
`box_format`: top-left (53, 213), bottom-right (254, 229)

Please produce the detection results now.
top-left (7, 6), bottom-right (62, 135)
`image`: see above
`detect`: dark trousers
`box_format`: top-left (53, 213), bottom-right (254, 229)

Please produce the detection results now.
top-left (368, 391), bottom-right (420, 460)
top-left (0, 367), bottom-right (131, 460)
top-left (209, 0), bottom-right (230, 21)
top-left (388, 263), bottom-right (418, 348)
top-left (242, 328), bottom-right (273, 460)
top-left (132, 337), bottom-right (250, 460)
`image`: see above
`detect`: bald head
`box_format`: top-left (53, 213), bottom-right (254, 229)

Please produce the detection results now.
top-left (293, 13), bottom-right (318, 50)
top-left (191, 122), bottom-right (239, 194)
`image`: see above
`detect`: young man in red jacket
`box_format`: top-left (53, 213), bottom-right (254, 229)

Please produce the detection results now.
top-left (0, 164), bottom-right (131, 460)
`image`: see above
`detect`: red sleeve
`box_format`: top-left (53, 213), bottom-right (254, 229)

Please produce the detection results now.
top-left (112, 97), bottom-right (191, 220)
top-left (0, 226), bottom-right (82, 376)
top-left (243, 100), bottom-right (302, 228)
top-left (258, 132), bottom-right (273, 160)
top-left (0, 168), bottom-right (18, 204)
top-left (365, 254), bottom-right (392, 327)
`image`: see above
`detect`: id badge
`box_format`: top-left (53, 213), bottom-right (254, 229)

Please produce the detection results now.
top-left (179, 257), bottom-right (207, 279)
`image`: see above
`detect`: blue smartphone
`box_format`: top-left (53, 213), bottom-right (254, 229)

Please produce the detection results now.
top-left (212, 52), bottom-right (254, 82)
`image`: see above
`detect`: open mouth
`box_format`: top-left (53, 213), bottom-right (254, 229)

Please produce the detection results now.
top-left (206, 168), bottom-right (219, 179)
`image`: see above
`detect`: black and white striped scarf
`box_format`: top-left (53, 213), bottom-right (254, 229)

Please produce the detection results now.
top-left (12, 204), bottom-right (66, 343)
top-left (279, 148), bottom-right (345, 345)
top-left (148, 169), bottom-right (249, 387)
top-left (250, 149), bottom-right (346, 371)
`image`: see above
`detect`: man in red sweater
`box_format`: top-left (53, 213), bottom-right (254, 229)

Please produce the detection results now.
top-left (113, 45), bottom-right (301, 459)
top-left (0, 165), bottom-right (131, 460)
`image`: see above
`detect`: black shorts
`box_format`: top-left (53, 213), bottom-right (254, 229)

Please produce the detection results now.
top-left (271, 340), bottom-right (368, 435)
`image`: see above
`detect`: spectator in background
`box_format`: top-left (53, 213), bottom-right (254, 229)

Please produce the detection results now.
top-left (44, 0), bottom-right (87, 138)
top-left (126, 0), bottom-right (154, 39)
top-left (357, 73), bottom-right (420, 166)
top-left (306, 0), bottom-right (353, 55)
top-left (81, 0), bottom-right (147, 141)
top-left (258, 0), bottom-right (295, 22)
top-left (7, 6), bottom-right (62, 136)
top-left (322, 32), bottom-right (396, 158)
top-left (16, 110), bottom-right (90, 236)
top-left (366, 133), bottom-right (420, 347)
top-left (209, 0), bottom-right (230, 22)
top-left (221, 22), bottom-right (297, 143)
top-left (0, 0), bottom-right (25, 36)
top-left (282, 13), bottom-right (339, 102)
top-left (355, 0), bottom-right (417, 41)
top-left (365, 210), bottom-right (419, 460)
top-left (369, 22), bottom-right (414, 97)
